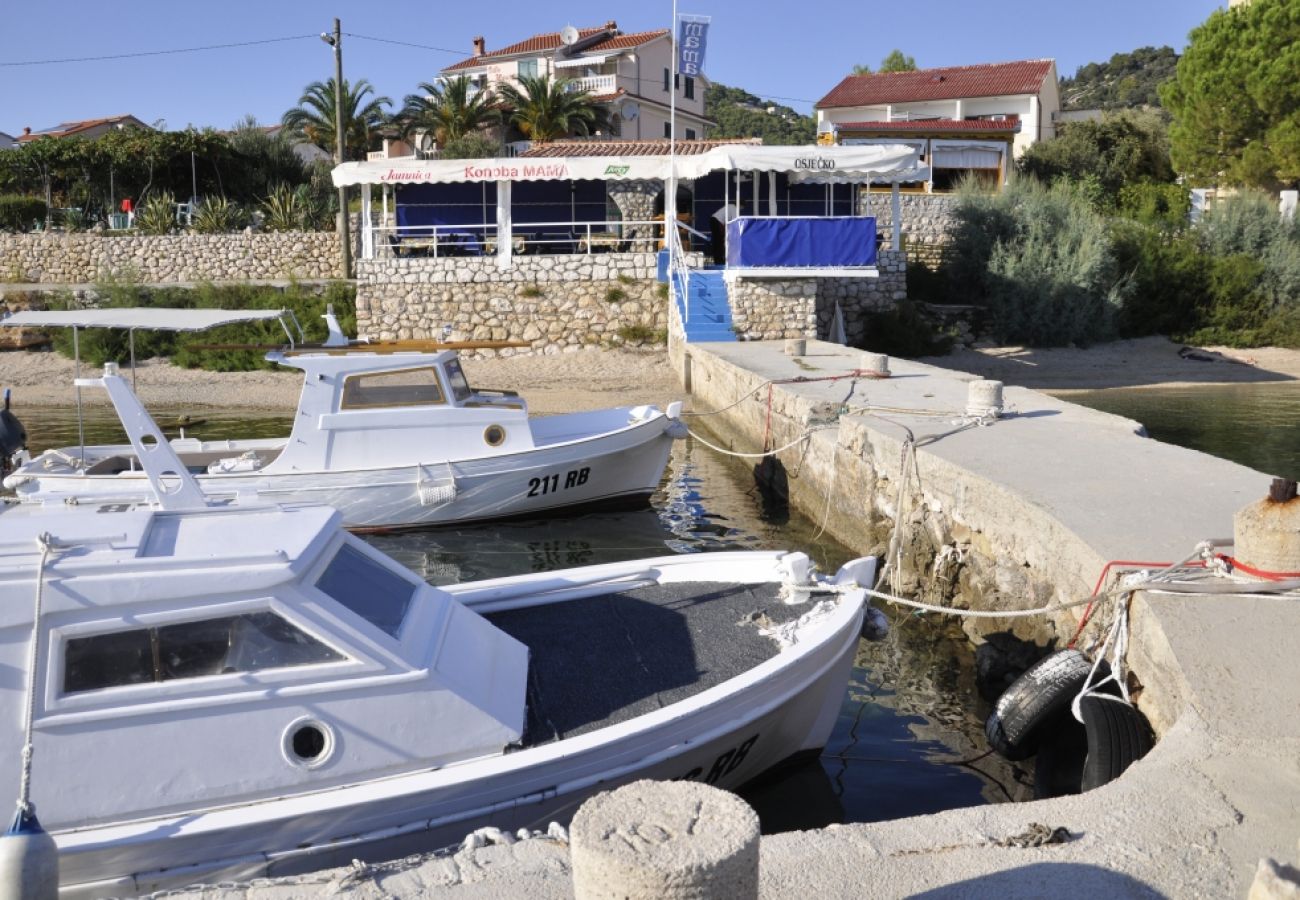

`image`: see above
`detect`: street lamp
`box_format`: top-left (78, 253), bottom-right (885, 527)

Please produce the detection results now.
top-left (321, 20), bottom-right (351, 278)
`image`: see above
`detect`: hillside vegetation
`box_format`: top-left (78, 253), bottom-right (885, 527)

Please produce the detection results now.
top-left (1060, 46), bottom-right (1179, 110)
top-left (705, 83), bottom-right (816, 145)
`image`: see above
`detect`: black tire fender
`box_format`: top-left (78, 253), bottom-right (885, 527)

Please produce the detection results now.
top-left (985, 649), bottom-right (1097, 761)
top-left (1079, 694), bottom-right (1153, 791)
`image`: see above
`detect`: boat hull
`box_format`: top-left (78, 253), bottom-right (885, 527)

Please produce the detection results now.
top-left (12, 417), bottom-right (677, 530)
top-left (58, 597), bottom-right (862, 897)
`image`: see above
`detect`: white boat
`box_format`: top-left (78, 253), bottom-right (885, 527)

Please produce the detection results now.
top-left (0, 307), bottom-right (686, 529)
top-left (0, 364), bottom-right (877, 897)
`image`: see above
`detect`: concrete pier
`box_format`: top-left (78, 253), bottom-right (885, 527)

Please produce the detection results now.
top-left (166, 340), bottom-right (1300, 899)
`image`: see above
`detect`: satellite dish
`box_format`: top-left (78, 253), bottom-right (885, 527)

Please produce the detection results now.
top-left (560, 24), bottom-right (580, 45)
top-left (620, 100), bottom-right (640, 121)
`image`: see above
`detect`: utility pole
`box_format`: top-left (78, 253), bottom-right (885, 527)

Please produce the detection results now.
top-left (325, 18), bottom-right (352, 278)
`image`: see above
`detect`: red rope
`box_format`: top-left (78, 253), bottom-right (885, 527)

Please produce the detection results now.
top-left (1217, 554), bottom-right (1300, 581)
top-left (1068, 559), bottom-right (1173, 648)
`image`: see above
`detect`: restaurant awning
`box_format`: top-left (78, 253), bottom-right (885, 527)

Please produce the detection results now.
top-left (0, 308), bottom-right (288, 331)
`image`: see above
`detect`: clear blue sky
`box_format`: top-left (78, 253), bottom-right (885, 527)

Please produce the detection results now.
top-left (1, 0), bottom-right (1225, 134)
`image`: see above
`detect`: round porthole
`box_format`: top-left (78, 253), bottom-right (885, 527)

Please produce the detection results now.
top-left (484, 424), bottom-right (506, 447)
top-left (281, 717), bottom-right (336, 769)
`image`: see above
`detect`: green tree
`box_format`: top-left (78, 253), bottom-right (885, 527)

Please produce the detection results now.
top-left (496, 74), bottom-right (610, 142)
top-left (879, 50), bottom-right (917, 73)
top-left (851, 63), bottom-right (872, 75)
top-left (705, 83), bottom-right (815, 144)
top-left (1017, 110), bottom-right (1175, 201)
top-left (1161, 0), bottom-right (1300, 189)
top-left (282, 77), bottom-right (392, 160)
top-left (1059, 46), bottom-right (1179, 110)
top-left (398, 76), bottom-right (500, 149)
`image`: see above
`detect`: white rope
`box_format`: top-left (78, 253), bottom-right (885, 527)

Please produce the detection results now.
top-left (16, 533), bottom-right (57, 818)
top-left (685, 424), bottom-right (832, 459)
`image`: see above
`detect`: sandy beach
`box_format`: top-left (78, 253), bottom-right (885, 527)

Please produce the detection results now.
top-left (1, 336), bottom-right (1297, 415)
top-left (0, 347), bottom-right (686, 415)
top-left (917, 336), bottom-right (1300, 392)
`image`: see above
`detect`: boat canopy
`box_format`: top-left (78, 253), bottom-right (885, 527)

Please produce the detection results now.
top-left (332, 143), bottom-right (928, 187)
top-left (0, 308), bottom-right (289, 332)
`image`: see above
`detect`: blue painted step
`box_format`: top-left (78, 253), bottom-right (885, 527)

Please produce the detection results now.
top-left (680, 270), bottom-right (736, 342)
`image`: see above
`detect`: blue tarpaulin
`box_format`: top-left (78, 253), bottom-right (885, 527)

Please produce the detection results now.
top-left (726, 217), bottom-right (877, 268)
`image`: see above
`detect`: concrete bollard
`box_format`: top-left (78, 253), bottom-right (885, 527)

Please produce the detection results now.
top-left (965, 379), bottom-right (1003, 418)
top-left (860, 352), bottom-right (890, 377)
top-left (784, 338), bottom-right (806, 357)
top-left (570, 779), bottom-right (760, 900)
top-left (1233, 478), bottom-right (1300, 578)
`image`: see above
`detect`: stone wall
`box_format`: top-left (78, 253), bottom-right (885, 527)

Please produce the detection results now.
top-left (860, 193), bottom-right (957, 264)
top-left (0, 231), bottom-right (341, 283)
top-left (355, 252), bottom-right (672, 355)
top-left (726, 249), bottom-right (908, 343)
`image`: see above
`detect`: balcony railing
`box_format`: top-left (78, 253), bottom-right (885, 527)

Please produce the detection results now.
top-left (564, 74), bottom-right (616, 95)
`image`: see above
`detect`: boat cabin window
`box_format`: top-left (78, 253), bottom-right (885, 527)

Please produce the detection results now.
top-left (443, 359), bottom-right (473, 403)
top-left (62, 612), bottom-right (343, 695)
top-left (341, 367), bottom-right (446, 410)
top-left (315, 542), bottom-right (416, 638)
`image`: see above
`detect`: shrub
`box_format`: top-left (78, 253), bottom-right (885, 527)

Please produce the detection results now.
top-left (941, 179), bottom-right (1128, 346)
top-left (1117, 181), bottom-right (1192, 231)
top-left (0, 195), bottom-right (46, 232)
top-left (438, 133), bottom-right (499, 159)
top-left (261, 184), bottom-right (316, 232)
top-left (134, 191), bottom-right (178, 235)
top-left (604, 287), bottom-right (628, 303)
top-left (850, 300), bottom-right (952, 357)
top-left (616, 323), bottom-right (667, 345)
top-left (519, 284), bottom-right (544, 298)
top-left (191, 196), bottom-right (248, 233)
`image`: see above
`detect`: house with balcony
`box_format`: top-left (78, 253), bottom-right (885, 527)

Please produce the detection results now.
top-left (437, 20), bottom-right (712, 149)
top-left (815, 59), bottom-right (1059, 191)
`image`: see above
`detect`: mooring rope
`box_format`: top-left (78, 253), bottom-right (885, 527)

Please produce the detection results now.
top-left (16, 533), bottom-right (57, 818)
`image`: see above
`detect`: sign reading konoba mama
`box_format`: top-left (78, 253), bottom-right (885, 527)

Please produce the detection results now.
top-left (377, 163), bottom-right (572, 183)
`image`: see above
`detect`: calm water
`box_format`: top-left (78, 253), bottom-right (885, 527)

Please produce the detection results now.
top-left (1061, 381), bottom-right (1300, 481)
top-left (16, 404), bottom-right (1024, 831)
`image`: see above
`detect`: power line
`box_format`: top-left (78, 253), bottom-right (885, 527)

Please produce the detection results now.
top-left (0, 34), bottom-right (317, 67)
top-left (344, 32), bottom-right (464, 56)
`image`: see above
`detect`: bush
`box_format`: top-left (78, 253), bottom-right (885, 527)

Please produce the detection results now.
top-left (1117, 181), bottom-right (1191, 230)
top-left (850, 300), bottom-right (953, 357)
top-left (616, 323), bottom-right (667, 345)
top-left (191, 196), bottom-right (248, 233)
top-left (604, 287), bottom-right (628, 303)
top-left (0, 195), bottom-right (46, 232)
top-left (941, 179), bottom-right (1128, 346)
top-left (134, 191), bottom-right (178, 235)
top-left (261, 183), bottom-right (326, 232)
top-left (437, 133), bottom-right (500, 159)
top-left (52, 281), bottom-right (357, 371)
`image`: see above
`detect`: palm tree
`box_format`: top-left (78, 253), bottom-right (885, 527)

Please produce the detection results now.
top-left (495, 74), bottom-right (611, 143)
top-left (281, 77), bottom-right (392, 161)
top-left (398, 76), bottom-right (500, 150)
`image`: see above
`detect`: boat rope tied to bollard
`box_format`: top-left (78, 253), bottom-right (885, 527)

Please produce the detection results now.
top-left (1, 533), bottom-right (63, 900)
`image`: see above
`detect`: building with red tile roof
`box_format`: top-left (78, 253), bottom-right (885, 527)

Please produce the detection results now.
top-left (16, 114), bottom-right (152, 143)
top-left (814, 59), bottom-right (1059, 192)
top-left (431, 21), bottom-right (711, 148)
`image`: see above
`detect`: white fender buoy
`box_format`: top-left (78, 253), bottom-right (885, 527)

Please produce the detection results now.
top-left (0, 810), bottom-right (59, 900)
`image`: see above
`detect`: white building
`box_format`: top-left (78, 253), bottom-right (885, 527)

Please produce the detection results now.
top-left (440, 20), bottom-right (712, 146)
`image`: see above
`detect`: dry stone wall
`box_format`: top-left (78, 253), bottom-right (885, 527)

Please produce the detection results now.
top-left (355, 252), bottom-right (675, 356)
top-left (861, 193), bottom-right (957, 264)
top-left (0, 231), bottom-right (340, 283)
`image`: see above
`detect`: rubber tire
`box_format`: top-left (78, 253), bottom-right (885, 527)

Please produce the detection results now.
top-left (1032, 718), bottom-right (1088, 800)
top-left (1079, 695), bottom-right (1153, 792)
top-left (985, 649), bottom-right (1096, 761)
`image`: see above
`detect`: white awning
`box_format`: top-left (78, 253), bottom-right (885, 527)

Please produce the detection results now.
top-left (332, 142), bottom-right (927, 187)
top-left (932, 140), bottom-right (1005, 170)
top-left (0, 308), bottom-right (287, 331)
top-left (553, 53), bottom-right (617, 69)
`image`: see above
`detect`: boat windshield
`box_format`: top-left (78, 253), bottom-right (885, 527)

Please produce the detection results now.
top-left (340, 368), bottom-right (446, 410)
top-left (315, 541), bottom-right (416, 638)
top-left (444, 359), bottom-right (473, 403)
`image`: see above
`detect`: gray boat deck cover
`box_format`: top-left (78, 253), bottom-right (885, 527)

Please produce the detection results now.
top-left (487, 580), bottom-right (809, 746)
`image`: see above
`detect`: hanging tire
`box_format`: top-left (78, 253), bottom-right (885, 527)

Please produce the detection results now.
top-left (1079, 694), bottom-right (1153, 791)
top-left (985, 649), bottom-right (1097, 761)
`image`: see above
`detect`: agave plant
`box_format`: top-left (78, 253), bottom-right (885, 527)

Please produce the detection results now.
top-left (133, 192), bottom-right (178, 235)
top-left (191, 196), bottom-right (248, 234)
top-left (262, 184), bottom-right (302, 232)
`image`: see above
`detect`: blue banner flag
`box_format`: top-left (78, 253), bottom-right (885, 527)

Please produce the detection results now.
top-left (677, 15), bottom-right (710, 77)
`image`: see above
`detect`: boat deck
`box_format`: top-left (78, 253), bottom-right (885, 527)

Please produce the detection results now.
top-left (487, 581), bottom-right (810, 746)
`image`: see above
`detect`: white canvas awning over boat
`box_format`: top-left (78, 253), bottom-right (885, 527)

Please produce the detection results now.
top-left (0, 308), bottom-right (288, 331)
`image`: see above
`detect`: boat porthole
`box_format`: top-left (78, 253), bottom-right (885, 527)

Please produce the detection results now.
top-left (281, 717), bottom-right (336, 769)
top-left (484, 424), bottom-right (506, 447)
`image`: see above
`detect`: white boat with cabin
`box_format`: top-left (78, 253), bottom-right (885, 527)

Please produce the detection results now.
top-left (0, 363), bottom-right (877, 897)
top-left (0, 308), bottom-right (685, 529)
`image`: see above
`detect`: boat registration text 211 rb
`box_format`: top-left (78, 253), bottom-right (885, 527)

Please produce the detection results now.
top-left (527, 467), bottom-right (592, 497)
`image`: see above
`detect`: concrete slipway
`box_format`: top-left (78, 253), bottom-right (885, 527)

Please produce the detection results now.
top-left (174, 341), bottom-right (1300, 899)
